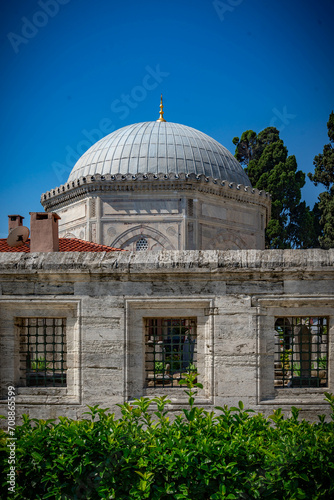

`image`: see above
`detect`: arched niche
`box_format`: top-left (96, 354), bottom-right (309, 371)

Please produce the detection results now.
top-left (110, 225), bottom-right (175, 251)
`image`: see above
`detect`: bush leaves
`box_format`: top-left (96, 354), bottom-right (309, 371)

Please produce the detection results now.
top-left (1, 381), bottom-right (334, 499)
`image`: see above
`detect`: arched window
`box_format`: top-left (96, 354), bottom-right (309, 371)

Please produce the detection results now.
top-left (136, 237), bottom-right (148, 251)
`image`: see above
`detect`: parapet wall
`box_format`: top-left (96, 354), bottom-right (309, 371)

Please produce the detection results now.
top-left (0, 248), bottom-right (332, 273)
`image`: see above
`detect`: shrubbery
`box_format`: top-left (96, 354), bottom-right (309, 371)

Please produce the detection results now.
top-left (1, 374), bottom-right (334, 499)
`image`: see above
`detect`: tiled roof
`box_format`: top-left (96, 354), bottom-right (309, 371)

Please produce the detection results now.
top-left (59, 238), bottom-right (123, 252)
top-left (0, 238), bottom-right (123, 253)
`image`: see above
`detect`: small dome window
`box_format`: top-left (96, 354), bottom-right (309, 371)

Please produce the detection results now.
top-left (136, 237), bottom-right (148, 251)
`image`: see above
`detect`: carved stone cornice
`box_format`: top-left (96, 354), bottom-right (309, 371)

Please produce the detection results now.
top-left (41, 172), bottom-right (271, 221)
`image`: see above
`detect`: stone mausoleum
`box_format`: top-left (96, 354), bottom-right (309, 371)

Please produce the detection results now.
top-left (0, 101), bottom-right (333, 423)
top-left (41, 100), bottom-right (271, 251)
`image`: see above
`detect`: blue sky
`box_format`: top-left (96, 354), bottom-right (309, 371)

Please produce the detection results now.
top-left (1, 0), bottom-right (333, 238)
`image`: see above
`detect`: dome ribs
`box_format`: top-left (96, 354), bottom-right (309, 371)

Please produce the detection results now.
top-left (61, 121), bottom-right (253, 187)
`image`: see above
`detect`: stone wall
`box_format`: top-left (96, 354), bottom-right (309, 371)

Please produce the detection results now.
top-left (46, 175), bottom-right (270, 250)
top-left (0, 249), bottom-right (333, 425)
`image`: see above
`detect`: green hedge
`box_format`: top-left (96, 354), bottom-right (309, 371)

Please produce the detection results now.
top-left (1, 375), bottom-right (334, 499)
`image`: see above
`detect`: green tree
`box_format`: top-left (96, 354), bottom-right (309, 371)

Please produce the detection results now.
top-left (233, 127), bottom-right (316, 248)
top-left (232, 127), bottom-right (281, 169)
top-left (308, 111), bottom-right (334, 249)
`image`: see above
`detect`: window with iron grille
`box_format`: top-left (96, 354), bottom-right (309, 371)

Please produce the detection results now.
top-left (274, 316), bottom-right (328, 388)
top-left (187, 199), bottom-right (194, 217)
top-left (145, 318), bottom-right (197, 388)
top-left (136, 237), bottom-right (148, 251)
top-left (18, 318), bottom-right (67, 387)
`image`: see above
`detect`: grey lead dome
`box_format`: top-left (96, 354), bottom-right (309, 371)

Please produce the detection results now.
top-left (68, 121), bottom-right (251, 186)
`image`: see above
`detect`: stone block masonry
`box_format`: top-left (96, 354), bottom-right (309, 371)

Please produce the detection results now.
top-left (0, 249), bottom-right (333, 425)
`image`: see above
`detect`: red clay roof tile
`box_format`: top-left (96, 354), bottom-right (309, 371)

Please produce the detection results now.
top-left (0, 238), bottom-right (123, 253)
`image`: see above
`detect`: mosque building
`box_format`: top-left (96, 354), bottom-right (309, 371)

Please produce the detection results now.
top-left (0, 98), bottom-right (333, 423)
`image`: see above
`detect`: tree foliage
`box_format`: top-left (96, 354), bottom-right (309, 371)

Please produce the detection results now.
top-left (233, 127), bottom-right (317, 248)
top-left (308, 111), bottom-right (334, 249)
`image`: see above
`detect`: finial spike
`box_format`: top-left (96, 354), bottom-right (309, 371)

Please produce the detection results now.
top-left (157, 94), bottom-right (166, 122)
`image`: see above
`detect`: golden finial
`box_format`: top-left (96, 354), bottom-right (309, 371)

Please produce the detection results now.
top-left (157, 94), bottom-right (166, 122)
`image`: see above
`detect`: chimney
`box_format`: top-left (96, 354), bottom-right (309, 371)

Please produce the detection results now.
top-left (8, 215), bottom-right (24, 233)
top-left (29, 212), bottom-right (61, 252)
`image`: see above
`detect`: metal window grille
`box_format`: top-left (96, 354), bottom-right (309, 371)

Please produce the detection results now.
top-left (145, 318), bottom-right (197, 388)
top-left (90, 198), bottom-right (96, 218)
top-left (187, 199), bottom-right (194, 217)
top-left (136, 237), bottom-right (148, 251)
top-left (18, 318), bottom-right (67, 387)
top-left (274, 316), bottom-right (328, 388)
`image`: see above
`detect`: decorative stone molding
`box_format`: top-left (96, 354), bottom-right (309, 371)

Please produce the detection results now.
top-left (41, 172), bottom-right (271, 223)
top-left (111, 224), bottom-right (175, 250)
top-left (166, 226), bottom-right (177, 236)
top-left (209, 232), bottom-right (247, 250)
